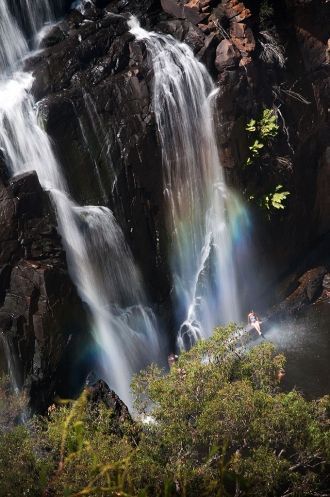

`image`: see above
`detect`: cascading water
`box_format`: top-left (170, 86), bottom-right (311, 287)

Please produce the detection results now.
top-left (9, 0), bottom-right (67, 42)
top-left (129, 18), bottom-right (242, 348)
top-left (0, 1), bottom-right (160, 407)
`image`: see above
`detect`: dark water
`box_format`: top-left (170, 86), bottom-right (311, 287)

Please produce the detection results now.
top-left (264, 301), bottom-right (330, 399)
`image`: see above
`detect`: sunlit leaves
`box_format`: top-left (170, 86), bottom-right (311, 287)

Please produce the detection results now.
top-left (261, 185), bottom-right (290, 210)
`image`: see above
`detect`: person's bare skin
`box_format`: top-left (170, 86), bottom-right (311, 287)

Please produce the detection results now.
top-left (248, 311), bottom-right (262, 336)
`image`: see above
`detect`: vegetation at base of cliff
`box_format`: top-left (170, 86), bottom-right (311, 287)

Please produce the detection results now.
top-left (243, 108), bottom-right (291, 214)
top-left (0, 325), bottom-right (329, 497)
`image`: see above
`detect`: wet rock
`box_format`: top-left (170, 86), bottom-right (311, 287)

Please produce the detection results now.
top-left (27, 4), bottom-right (171, 307)
top-left (40, 25), bottom-right (67, 48)
top-left (197, 32), bottom-right (219, 71)
top-left (157, 19), bottom-right (205, 52)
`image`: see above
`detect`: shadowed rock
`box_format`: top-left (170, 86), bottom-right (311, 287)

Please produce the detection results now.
top-left (0, 168), bottom-right (89, 412)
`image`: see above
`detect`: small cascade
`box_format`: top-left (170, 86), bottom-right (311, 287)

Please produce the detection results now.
top-left (9, 0), bottom-right (66, 42)
top-left (53, 194), bottom-right (161, 403)
top-left (0, 332), bottom-right (20, 393)
top-left (0, 1), bottom-right (28, 73)
top-left (0, 1), bottom-right (161, 407)
top-left (129, 18), bottom-right (242, 348)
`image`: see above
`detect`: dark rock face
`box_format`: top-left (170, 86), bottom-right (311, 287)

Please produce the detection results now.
top-left (0, 169), bottom-right (89, 412)
top-left (26, 1), bottom-right (329, 300)
top-left (22, 0), bottom-right (328, 312)
top-left (154, 0), bottom-right (330, 288)
top-left (270, 266), bottom-right (327, 317)
top-left (26, 4), bottom-right (171, 307)
top-left (86, 379), bottom-right (132, 424)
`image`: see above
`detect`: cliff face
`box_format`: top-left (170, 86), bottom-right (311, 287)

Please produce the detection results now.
top-left (0, 163), bottom-right (89, 411)
top-left (0, 0), bottom-right (328, 407)
top-left (26, 0), bottom-right (329, 298)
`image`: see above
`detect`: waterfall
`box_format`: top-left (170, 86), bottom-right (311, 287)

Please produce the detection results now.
top-left (0, 1), bottom-right (160, 407)
top-left (0, 332), bottom-right (20, 393)
top-left (129, 18), bottom-right (241, 348)
top-left (9, 0), bottom-right (67, 42)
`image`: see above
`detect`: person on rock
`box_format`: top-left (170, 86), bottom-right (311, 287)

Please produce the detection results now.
top-left (248, 310), bottom-right (263, 336)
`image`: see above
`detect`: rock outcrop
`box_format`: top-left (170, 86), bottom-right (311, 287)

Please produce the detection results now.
top-left (0, 166), bottom-right (89, 411)
top-left (271, 266), bottom-right (327, 317)
top-left (86, 379), bottom-right (132, 425)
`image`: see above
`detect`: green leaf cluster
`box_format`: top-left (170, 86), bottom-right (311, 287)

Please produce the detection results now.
top-left (245, 108), bottom-right (279, 166)
top-left (244, 109), bottom-right (290, 213)
top-left (261, 184), bottom-right (290, 210)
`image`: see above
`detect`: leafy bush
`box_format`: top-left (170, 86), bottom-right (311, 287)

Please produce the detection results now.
top-left (129, 327), bottom-right (329, 496)
top-left (0, 326), bottom-right (328, 496)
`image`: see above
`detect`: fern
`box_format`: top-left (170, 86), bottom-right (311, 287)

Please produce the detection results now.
top-left (260, 109), bottom-right (279, 138)
top-left (261, 185), bottom-right (290, 211)
top-left (244, 108), bottom-right (278, 166)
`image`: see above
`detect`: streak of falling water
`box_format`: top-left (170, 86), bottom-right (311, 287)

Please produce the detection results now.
top-left (9, 0), bottom-right (67, 42)
top-left (0, 1), bottom-right (28, 73)
top-left (0, 1), bottom-right (161, 407)
top-left (129, 18), bottom-right (241, 348)
top-left (0, 332), bottom-right (20, 393)
top-left (53, 194), bottom-right (161, 405)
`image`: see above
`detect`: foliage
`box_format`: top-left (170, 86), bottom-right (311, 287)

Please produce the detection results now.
top-left (0, 376), bottom-right (50, 497)
top-left (0, 375), bottom-right (28, 430)
top-left (249, 184), bottom-right (290, 211)
top-left (243, 109), bottom-right (290, 214)
top-left (129, 327), bottom-right (329, 497)
top-left (38, 391), bottom-right (136, 496)
top-left (0, 325), bottom-right (329, 497)
top-left (0, 425), bottom-right (51, 497)
top-left (245, 109), bottom-right (279, 167)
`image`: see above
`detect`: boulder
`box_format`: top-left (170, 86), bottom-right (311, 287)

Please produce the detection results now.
top-left (215, 38), bottom-right (240, 71)
top-left (225, 0), bottom-right (251, 22)
top-left (161, 0), bottom-right (210, 25)
top-left (271, 267), bottom-right (328, 317)
top-left (230, 22), bottom-right (255, 54)
top-left (86, 379), bottom-right (132, 423)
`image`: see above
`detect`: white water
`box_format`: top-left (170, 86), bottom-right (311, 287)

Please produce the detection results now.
top-left (129, 18), bottom-right (240, 348)
top-left (0, 2), bottom-right (160, 407)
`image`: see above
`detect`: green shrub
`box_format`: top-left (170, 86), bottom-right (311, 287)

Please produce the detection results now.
top-left (0, 326), bottom-right (328, 497)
